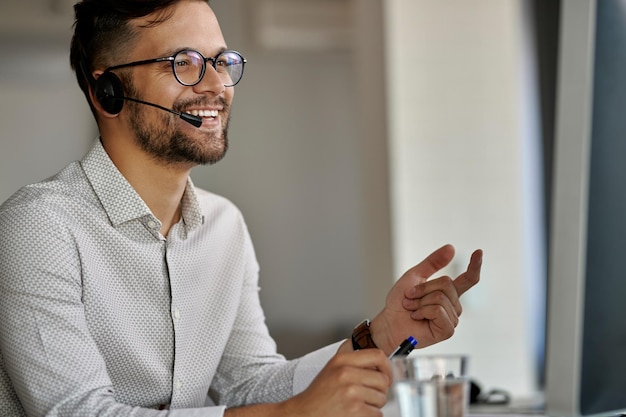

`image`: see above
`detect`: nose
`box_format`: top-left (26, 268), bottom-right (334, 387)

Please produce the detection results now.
top-left (192, 62), bottom-right (225, 96)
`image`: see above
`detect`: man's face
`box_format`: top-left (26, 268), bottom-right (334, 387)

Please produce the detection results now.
top-left (119, 1), bottom-right (234, 166)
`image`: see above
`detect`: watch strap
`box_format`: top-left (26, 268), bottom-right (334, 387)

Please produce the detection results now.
top-left (352, 319), bottom-right (378, 350)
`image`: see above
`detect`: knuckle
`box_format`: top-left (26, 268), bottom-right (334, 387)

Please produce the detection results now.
top-left (440, 275), bottom-right (454, 287)
top-left (432, 290), bottom-right (447, 304)
top-left (335, 367), bottom-right (352, 383)
top-left (376, 388), bottom-right (390, 403)
top-left (343, 383), bottom-right (361, 399)
top-left (373, 348), bottom-right (387, 361)
top-left (442, 324), bottom-right (455, 339)
top-left (435, 304), bottom-right (447, 315)
top-left (346, 403), bottom-right (365, 416)
top-left (413, 283), bottom-right (426, 297)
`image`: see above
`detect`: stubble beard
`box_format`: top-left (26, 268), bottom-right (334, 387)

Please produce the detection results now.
top-left (124, 80), bottom-right (230, 167)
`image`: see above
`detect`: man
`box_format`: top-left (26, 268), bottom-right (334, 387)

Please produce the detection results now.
top-left (0, 0), bottom-right (482, 416)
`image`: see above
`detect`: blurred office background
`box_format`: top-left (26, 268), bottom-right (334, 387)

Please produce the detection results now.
top-left (0, 0), bottom-right (559, 401)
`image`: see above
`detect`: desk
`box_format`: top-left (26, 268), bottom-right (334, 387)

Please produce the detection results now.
top-left (383, 395), bottom-right (547, 417)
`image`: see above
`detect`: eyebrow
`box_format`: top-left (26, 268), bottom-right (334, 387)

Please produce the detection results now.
top-left (158, 46), bottom-right (229, 58)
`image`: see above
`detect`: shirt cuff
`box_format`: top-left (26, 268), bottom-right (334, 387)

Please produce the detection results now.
top-left (168, 406), bottom-right (226, 417)
top-left (292, 340), bottom-right (344, 395)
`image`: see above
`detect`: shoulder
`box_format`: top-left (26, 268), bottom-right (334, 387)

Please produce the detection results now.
top-left (190, 186), bottom-right (256, 252)
top-left (0, 166), bottom-right (91, 288)
top-left (193, 186), bottom-right (246, 221)
top-left (0, 162), bottom-right (97, 235)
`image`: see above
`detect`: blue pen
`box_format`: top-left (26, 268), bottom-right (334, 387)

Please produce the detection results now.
top-left (389, 336), bottom-right (418, 359)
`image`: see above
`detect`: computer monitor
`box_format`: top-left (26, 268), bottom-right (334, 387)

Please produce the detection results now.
top-left (544, 0), bottom-right (626, 416)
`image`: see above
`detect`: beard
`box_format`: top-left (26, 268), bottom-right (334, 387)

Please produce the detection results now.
top-left (123, 77), bottom-right (230, 166)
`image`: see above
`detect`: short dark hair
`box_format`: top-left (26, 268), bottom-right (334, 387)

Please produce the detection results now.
top-left (69, 0), bottom-right (208, 115)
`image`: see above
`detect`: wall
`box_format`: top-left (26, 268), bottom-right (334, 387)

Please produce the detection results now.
top-left (0, 1), bottom-right (93, 202)
top-left (384, 0), bottom-right (544, 397)
top-left (0, 41), bottom-right (95, 203)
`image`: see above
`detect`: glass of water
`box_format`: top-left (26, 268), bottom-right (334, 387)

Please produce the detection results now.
top-left (390, 355), bottom-right (469, 417)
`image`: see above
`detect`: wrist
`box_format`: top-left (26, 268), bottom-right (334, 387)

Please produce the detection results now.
top-left (337, 339), bottom-right (354, 354)
top-left (369, 314), bottom-right (396, 356)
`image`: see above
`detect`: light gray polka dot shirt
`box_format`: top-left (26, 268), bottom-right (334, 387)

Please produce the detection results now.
top-left (0, 140), bottom-right (338, 416)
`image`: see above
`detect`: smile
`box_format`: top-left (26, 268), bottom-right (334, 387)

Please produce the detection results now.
top-left (186, 109), bottom-right (219, 118)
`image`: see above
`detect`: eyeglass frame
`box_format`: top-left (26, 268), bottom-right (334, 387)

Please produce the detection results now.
top-left (103, 48), bottom-right (247, 87)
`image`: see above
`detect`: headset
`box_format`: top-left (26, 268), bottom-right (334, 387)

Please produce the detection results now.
top-left (80, 60), bottom-right (203, 127)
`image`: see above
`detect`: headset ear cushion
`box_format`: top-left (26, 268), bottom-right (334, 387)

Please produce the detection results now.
top-left (94, 72), bottom-right (124, 115)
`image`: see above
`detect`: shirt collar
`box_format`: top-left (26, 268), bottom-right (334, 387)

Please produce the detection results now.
top-left (180, 177), bottom-right (204, 229)
top-left (80, 139), bottom-right (204, 231)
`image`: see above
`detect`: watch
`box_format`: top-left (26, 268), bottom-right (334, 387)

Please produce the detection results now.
top-left (351, 319), bottom-right (378, 350)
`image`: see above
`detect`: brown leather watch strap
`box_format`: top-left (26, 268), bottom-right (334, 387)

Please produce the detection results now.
top-left (352, 319), bottom-right (378, 350)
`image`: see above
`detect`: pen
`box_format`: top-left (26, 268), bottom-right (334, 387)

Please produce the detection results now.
top-left (388, 336), bottom-right (418, 359)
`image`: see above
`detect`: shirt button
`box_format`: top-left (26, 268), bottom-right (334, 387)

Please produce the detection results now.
top-left (173, 309), bottom-right (181, 319)
top-left (175, 380), bottom-right (183, 392)
top-left (147, 220), bottom-right (157, 229)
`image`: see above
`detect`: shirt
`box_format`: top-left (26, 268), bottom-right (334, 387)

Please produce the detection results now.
top-left (0, 140), bottom-right (340, 417)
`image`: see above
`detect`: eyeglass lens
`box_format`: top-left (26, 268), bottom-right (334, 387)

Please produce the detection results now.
top-left (173, 50), bottom-right (244, 87)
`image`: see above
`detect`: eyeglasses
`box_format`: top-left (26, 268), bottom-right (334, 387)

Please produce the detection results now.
top-left (104, 49), bottom-right (247, 87)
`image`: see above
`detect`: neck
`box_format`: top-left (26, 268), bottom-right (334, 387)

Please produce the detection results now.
top-left (100, 134), bottom-right (193, 237)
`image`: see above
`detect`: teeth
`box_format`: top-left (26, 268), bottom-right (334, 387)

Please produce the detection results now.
top-left (187, 109), bottom-right (219, 118)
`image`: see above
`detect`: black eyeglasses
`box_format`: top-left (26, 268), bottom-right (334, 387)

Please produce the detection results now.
top-left (104, 49), bottom-right (247, 87)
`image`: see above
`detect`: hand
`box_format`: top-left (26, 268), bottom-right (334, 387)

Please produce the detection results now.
top-left (279, 346), bottom-right (391, 417)
top-left (370, 244), bottom-right (482, 354)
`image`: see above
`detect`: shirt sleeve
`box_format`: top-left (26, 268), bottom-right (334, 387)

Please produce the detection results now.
top-left (292, 341), bottom-right (344, 395)
top-left (206, 213), bottom-right (298, 406)
top-left (204, 211), bottom-right (344, 407)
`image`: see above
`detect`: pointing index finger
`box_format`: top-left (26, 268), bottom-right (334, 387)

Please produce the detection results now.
top-left (408, 244), bottom-right (456, 280)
